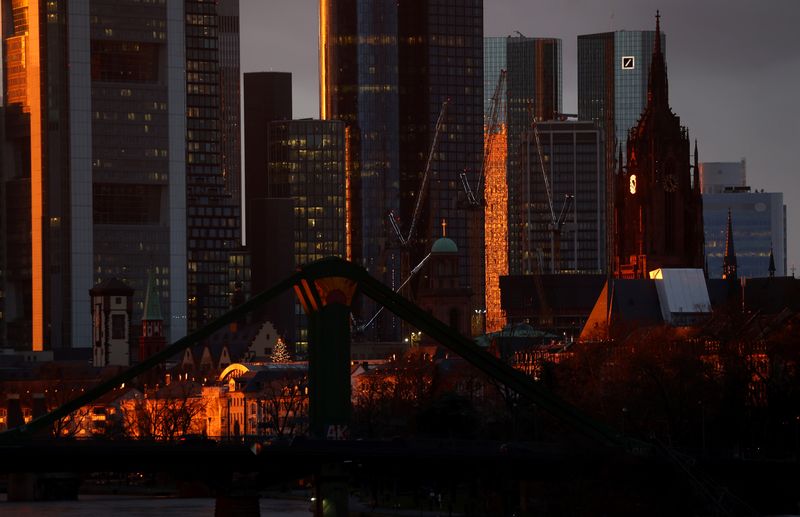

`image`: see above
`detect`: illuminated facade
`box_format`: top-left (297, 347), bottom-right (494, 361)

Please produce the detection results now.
top-left (613, 14), bottom-right (704, 278)
top-left (519, 121), bottom-right (606, 274)
top-left (267, 119), bottom-right (347, 348)
top-left (484, 125), bottom-right (508, 332)
top-left (484, 35), bottom-right (562, 275)
top-left (185, 0), bottom-right (242, 333)
top-left (1, 0), bottom-right (188, 350)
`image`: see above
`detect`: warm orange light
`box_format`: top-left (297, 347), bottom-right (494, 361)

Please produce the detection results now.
top-left (319, 0), bottom-right (328, 119)
top-left (24, 0), bottom-right (44, 351)
top-left (344, 126), bottom-right (352, 261)
top-left (484, 124), bottom-right (508, 333)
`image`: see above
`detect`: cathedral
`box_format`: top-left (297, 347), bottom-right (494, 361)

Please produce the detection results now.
top-left (613, 12), bottom-right (705, 279)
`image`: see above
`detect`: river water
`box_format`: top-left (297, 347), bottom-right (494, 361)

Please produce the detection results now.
top-left (0, 495), bottom-right (312, 516)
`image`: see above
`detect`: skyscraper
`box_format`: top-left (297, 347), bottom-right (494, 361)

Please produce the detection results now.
top-left (320, 0), bottom-right (400, 340)
top-left (267, 119), bottom-right (347, 348)
top-left (613, 13), bottom-right (704, 278)
top-left (1, 0), bottom-right (187, 350)
top-left (704, 190), bottom-right (787, 279)
top-left (397, 0), bottom-right (484, 321)
top-left (578, 28), bottom-right (665, 181)
top-left (321, 0), bottom-right (484, 337)
top-left (519, 121), bottom-right (605, 274)
top-left (185, 0), bottom-right (241, 332)
top-left (483, 35), bottom-right (563, 275)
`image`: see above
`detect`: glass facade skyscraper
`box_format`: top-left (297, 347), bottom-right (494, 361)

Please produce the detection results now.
top-left (519, 121), bottom-right (605, 274)
top-left (578, 30), bottom-right (664, 173)
top-left (398, 0), bottom-right (484, 319)
top-left (320, 0), bottom-right (400, 340)
top-left (321, 0), bottom-right (484, 336)
top-left (0, 0), bottom-right (187, 350)
top-left (704, 191), bottom-right (787, 279)
top-left (483, 35), bottom-right (563, 275)
top-left (267, 119), bottom-right (347, 348)
top-left (185, 0), bottom-right (242, 332)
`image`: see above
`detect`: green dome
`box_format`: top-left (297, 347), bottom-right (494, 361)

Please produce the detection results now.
top-left (431, 237), bottom-right (458, 254)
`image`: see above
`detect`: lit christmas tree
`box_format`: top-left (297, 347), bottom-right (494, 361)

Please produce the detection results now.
top-left (271, 337), bottom-right (291, 363)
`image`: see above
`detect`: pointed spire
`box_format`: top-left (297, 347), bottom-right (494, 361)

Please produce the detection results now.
top-left (693, 139), bottom-right (700, 191)
top-left (768, 245), bottom-right (776, 278)
top-left (143, 272), bottom-right (163, 322)
top-left (647, 10), bottom-right (668, 105)
top-left (617, 144), bottom-right (624, 175)
top-left (722, 209), bottom-right (738, 280)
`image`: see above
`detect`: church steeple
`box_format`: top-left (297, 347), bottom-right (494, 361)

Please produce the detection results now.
top-left (693, 139), bottom-right (700, 191)
top-left (647, 10), bottom-right (668, 106)
top-left (768, 245), bottom-right (776, 278)
top-left (722, 209), bottom-right (738, 280)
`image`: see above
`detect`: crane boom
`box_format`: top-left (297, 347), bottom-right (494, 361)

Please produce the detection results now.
top-left (406, 99), bottom-right (448, 242)
top-left (476, 69), bottom-right (507, 201)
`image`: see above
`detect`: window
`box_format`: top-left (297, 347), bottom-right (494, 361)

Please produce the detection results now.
top-left (111, 314), bottom-right (126, 340)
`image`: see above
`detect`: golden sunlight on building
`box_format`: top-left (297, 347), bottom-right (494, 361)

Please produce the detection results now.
top-left (484, 124), bottom-right (508, 333)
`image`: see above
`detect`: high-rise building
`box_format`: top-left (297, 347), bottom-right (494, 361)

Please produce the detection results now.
top-left (612, 13), bottom-right (704, 278)
top-left (321, 0), bottom-right (484, 337)
top-left (704, 190), bottom-right (787, 279)
top-left (185, 0), bottom-right (242, 332)
top-left (320, 0), bottom-right (401, 340)
top-left (243, 72), bottom-right (292, 234)
top-left (697, 158), bottom-right (786, 278)
top-left (242, 72), bottom-right (293, 339)
top-left (699, 160), bottom-right (747, 194)
top-left (397, 0), bottom-right (484, 323)
top-left (484, 35), bottom-right (563, 275)
top-left (1, 0), bottom-right (187, 350)
top-left (267, 119), bottom-right (347, 348)
top-left (578, 28), bottom-right (665, 179)
top-left (519, 121), bottom-right (606, 274)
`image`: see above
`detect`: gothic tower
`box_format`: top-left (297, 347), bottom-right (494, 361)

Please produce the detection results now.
top-left (614, 12), bottom-right (705, 279)
top-left (139, 273), bottom-right (166, 385)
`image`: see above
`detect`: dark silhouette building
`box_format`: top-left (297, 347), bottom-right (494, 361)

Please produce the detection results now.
top-left (320, 0), bottom-right (484, 339)
top-left (186, 0), bottom-right (243, 333)
top-left (613, 13), bottom-right (704, 279)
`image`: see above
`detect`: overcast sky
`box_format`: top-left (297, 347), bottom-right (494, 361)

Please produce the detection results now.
top-left (240, 0), bottom-right (800, 273)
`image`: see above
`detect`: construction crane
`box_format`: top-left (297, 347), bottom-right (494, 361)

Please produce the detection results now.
top-left (461, 69), bottom-right (507, 207)
top-left (388, 99), bottom-right (449, 245)
top-left (526, 99), bottom-right (574, 273)
top-left (356, 253), bottom-right (432, 332)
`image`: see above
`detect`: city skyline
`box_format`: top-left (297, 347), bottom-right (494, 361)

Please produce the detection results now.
top-left (240, 0), bottom-right (800, 273)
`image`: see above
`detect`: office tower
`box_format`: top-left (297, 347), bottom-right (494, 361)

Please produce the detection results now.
top-left (699, 160), bottom-right (747, 194)
top-left (398, 0), bottom-right (484, 323)
top-left (484, 35), bottom-right (563, 276)
top-left (267, 119), bottom-right (346, 348)
top-left (1, 0), bottom-right (187, 350)
top-left (243, 71), bottom-right (292, 235)
top-left (320, 0), bottom-right (484, 337)
top-left (185, 0), bottom-right (242, 332)
top-left (613, 13), bottom-right (704, 278)
top-left (242, 73), bottom-right (294, 338)
top-left (704, 190), bottom-right (787, 278)
top-left (578, 28), bottom-right (665, 178)
top-left (320, 0), bottom-right (401, 340)
top-left (519, 121), bottom-right (605, 274)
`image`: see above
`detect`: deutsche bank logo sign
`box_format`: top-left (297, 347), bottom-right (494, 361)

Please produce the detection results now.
top-left (621, 56), bottom-right (635, 70)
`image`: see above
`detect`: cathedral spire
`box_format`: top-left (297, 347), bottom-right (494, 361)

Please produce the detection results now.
top-left (722, 209), bottom-right (737, 280)
top-left (768, 245), bottom-right (776, 278)
top-left (693, 139), bottom-right (700, 191)
top-left (647, 10), bottom-right (668, 105)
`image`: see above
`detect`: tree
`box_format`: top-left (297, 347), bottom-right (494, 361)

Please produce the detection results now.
top-left (121, 381), bottom-right (206, 441)
top-left (271, 337), bottom-right (291, 363)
